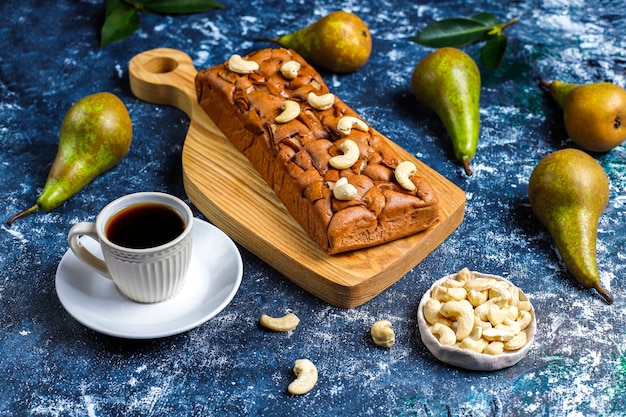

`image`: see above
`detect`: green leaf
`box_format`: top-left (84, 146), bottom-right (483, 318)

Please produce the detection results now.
top-left (412, 18), bottom-right (492, 48)
top-left (105, 0), bottom-right (129, 18)
top-left (468, 12), bottom-right (502, 27)
top-left (141, 0), bottom-right (224, 14)
top-left (100, 6), bottom-right (140, 47)
top-left (480, 34), bottom-right (508, 71)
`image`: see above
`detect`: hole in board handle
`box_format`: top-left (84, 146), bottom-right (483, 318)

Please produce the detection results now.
top-left (145, 57), bottom-right (179, 74)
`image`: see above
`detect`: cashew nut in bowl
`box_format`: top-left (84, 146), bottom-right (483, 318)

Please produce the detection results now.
top-left (394, 161), bottom-right (418, 191)
top-left (464, 277), bottom-right (498, 292)
top-left (439, 299), bottom-right (474, 341)
top-left (287, 359), bottom-right (318, 395)
top-left (417, 269), bottom-right (537, 371)
top-left (228, 54), bottom-right (259, 74)
top-left (487, 304), bottom-right (506, 326)
top-left (483, 341), bottom-right (505, 356)
top-left (503, 331), bottom-right (527, 351)
top-left (474, 315), bottom-right (492, 331)
top-left (332, 177), bottom-right (358, 200)
top-left (456, 267), bottom-right (472, 283)
top-left (442, 278), bottom-right (465, 288)
top-left (476, 326), bottom-right (514, 342)
top-left (458, 327), bottom-right (489, 353)
top-left (280, 60), bottom-right (301, 79)
top-left (371, 320), bottom-right (395, 348)
top-left (337, 116), bottom-right (368, 136)
top-left (275, 100), bottom-right (301, 123)
top-left (503, 304), bottom-right (519, 322)
top-left (513, 310), bottom-right (533, 330)
top-left (422, 298), bottom-right (453, 327)
top-left (467, 289), bottom-right (488, 307)
top-left (329, 139), bottom-right (360, 170)
top-left (440, 286), bottom-right (468, 302)
top-left (431, 323), bottom-right (456, 346)
top-left (429, 285), bottom-right (448, 301)
top-left (259, 313), bottom-right (300, 332)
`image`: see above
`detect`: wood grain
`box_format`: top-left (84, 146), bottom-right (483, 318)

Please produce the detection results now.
top-left (129, 48), bottom-right (466, 308)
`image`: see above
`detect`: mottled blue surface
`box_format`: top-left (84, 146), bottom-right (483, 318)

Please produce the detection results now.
top-left (1, 0), bottom-right (626, 416)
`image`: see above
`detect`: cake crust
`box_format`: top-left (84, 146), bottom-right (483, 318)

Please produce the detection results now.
top-left (195, 48), bottom-right (438, 254)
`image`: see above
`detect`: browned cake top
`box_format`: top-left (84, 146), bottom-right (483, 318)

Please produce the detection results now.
top-left (196, 48), bottom-right (438, 253)
top-left (205, 48), bottom-right (435, 200)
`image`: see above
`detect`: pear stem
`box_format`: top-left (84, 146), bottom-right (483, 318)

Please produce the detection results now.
top-left (594, 282), bottom-right (614, 305)
top-left (252, 37), bottom-right (281, 44)
top-left (539, 80), bottom-right (552, 90)
top-left (6, 204), bottom-right (38, 227)
top-left (462, 157), bottom-right (473, 176)
top-left (500, 17), bottom-right (520, 31)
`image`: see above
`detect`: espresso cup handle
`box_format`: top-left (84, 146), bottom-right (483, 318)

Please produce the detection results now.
top-left (67, 222), bottom-right (112, 279)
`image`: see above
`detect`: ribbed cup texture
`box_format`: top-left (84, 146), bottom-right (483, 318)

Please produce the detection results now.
top-left (103, 235), bottom-right (192, 303)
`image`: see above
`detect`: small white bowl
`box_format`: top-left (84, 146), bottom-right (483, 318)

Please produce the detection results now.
top-left (417, 271), bottom-right (536, 371)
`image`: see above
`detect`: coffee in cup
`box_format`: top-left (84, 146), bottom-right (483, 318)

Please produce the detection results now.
top-left (67, 192), bottom-right (193, 303)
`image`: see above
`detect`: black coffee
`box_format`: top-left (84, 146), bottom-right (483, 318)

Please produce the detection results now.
top-left (106, 202), bottom-right (185, 249)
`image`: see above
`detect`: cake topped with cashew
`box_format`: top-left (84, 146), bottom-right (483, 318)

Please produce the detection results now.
top-left (195, 48), bottom-right (439, 254)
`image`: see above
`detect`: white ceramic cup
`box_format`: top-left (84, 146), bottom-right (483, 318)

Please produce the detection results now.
top-left (67, 192), bottom-right (194, 303)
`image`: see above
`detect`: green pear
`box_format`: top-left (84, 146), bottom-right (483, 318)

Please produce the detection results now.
top-left (7, 92), bottom-right (132, 226)
top-left (541, 80), bottom-right (626, 152)
top-left (260, 11), bottom-right (371, 73)
top-left (528, 148), bottom-right (613, 304)
top-left (411, 47), bottom-right (481, 176)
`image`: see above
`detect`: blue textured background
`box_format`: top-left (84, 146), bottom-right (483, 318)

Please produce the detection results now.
top-left (1, 0), bottom-right (625, 415)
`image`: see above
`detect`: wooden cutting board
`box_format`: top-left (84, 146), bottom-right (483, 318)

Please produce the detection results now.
top-left (129, 48), bottom-right (466, 308)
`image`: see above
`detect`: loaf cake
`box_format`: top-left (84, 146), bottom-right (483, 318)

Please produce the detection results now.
top-left (195, 48), bottom-right (439, 254)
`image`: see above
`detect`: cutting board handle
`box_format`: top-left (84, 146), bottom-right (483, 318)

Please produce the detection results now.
top-left (129, 48), bottom-right (198, 117)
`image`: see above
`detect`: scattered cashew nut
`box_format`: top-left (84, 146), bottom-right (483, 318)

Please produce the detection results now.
top-left (332, 177), bottom-right (358, 200)
top-left (287, 359), bottom-right (318, 395)
top-left (394, 161), bottom-right (417, 191)
top-left (337, 116), bottom-right (368, 136)
top-left (280, 60), bottom-right (301, 79)
top-left (371, 320), bottom-right (395, 348)
top-left (228, 54), bottom-right (259, 74)
top-left (329, 139), bottom-right (360, 170)
top-left (259, 313), bottom-right (300, 332)
top-left (307, 92), bottom-right (335, 110)
top-left (275, 100), bottom-right (301, 123)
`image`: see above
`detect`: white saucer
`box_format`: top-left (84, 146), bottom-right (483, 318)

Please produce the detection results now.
top-left (55, 218), bottom-right (242, 339)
